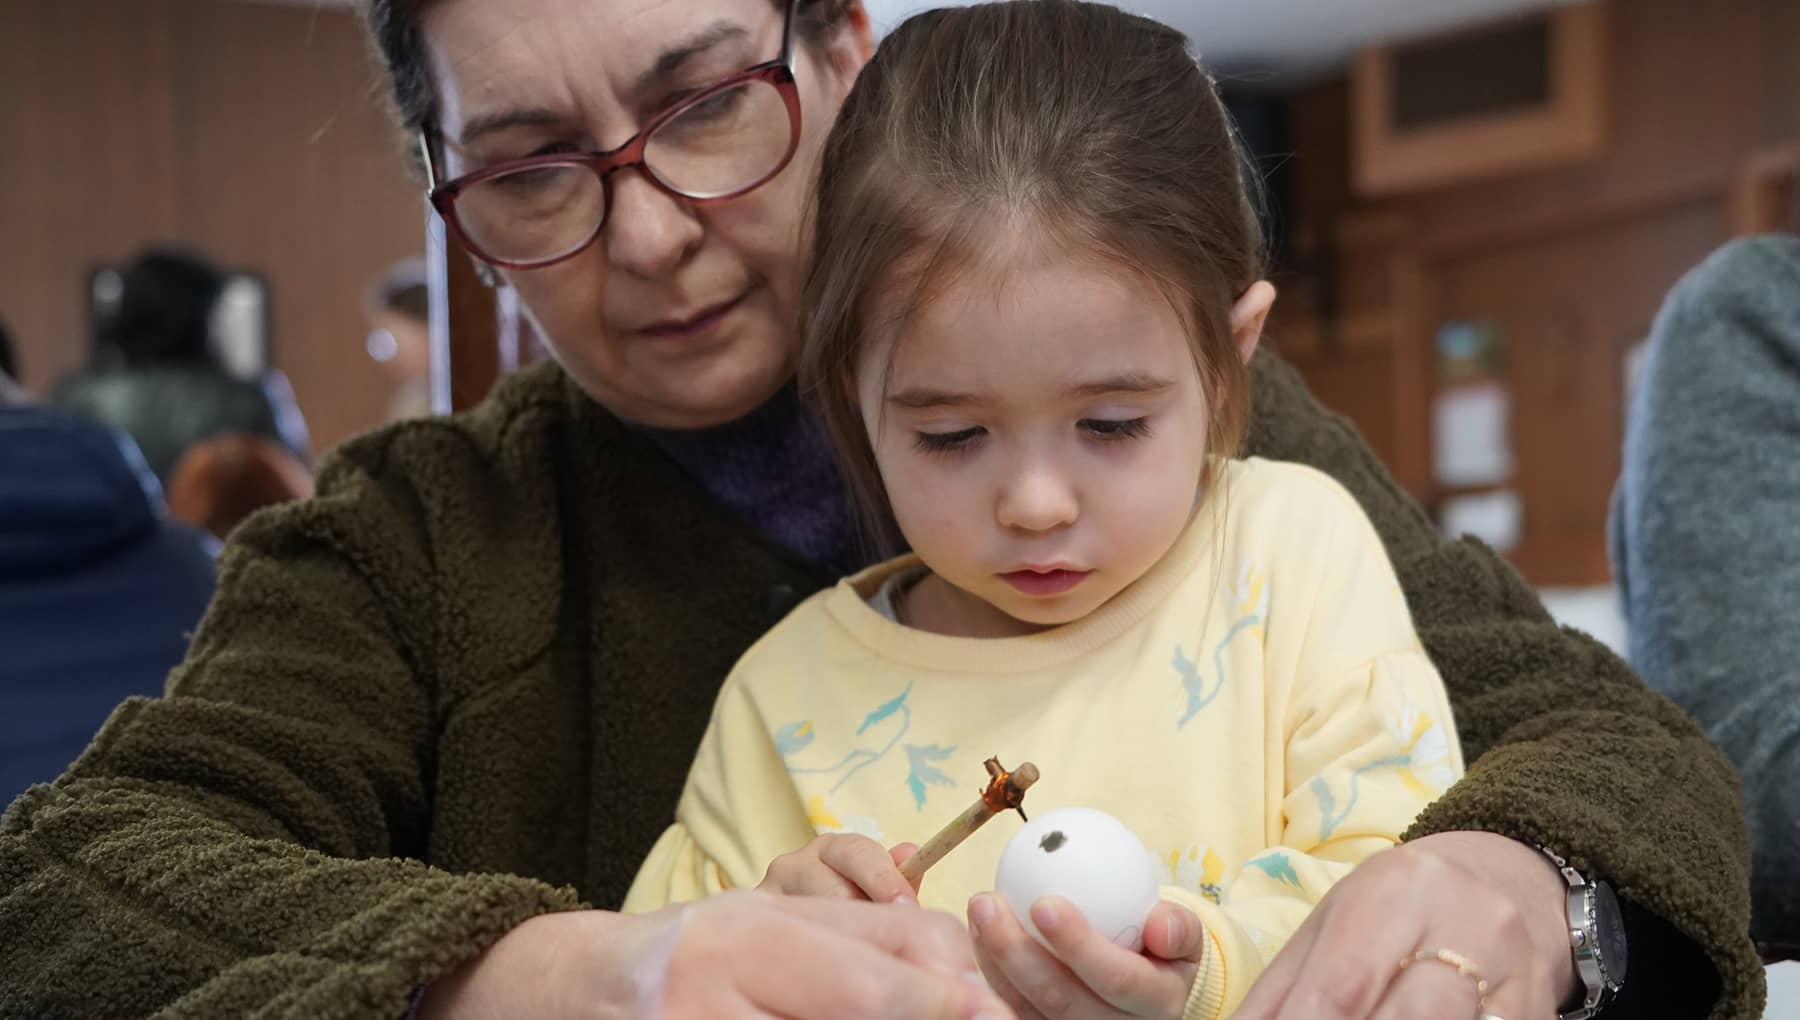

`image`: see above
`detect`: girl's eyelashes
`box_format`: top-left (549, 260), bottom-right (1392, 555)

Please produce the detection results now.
top-left (1081, 417), bottom-right (1152, 442)
top-left (914, 426), bottom-right (986, 455)
top-left (911, 419), bottom-right (1152, 454)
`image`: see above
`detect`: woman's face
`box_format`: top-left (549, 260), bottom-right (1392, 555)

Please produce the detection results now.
top-left (422, 0), bottom-right (872, 428)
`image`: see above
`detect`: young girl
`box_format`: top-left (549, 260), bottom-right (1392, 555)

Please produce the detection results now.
top-left (626, 3), bottom-right (1463, 1016)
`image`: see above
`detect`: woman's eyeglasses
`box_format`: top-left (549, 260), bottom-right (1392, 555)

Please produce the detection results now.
top-left (421, 0), bottom-right (803, 271)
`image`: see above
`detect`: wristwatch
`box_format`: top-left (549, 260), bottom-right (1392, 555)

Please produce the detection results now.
top-left (1539, 846), bottom-right (1628, 1019)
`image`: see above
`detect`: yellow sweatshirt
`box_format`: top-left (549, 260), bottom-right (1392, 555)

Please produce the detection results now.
top-left (624, 458), bottom-right (1463, 1019)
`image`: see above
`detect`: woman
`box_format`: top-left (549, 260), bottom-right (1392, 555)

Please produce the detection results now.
top-left (0, 1), bottom-right (1762, 1017)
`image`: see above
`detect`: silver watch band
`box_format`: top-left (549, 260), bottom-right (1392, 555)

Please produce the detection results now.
top-left (1538, 846), bottom-right (1617, 1020)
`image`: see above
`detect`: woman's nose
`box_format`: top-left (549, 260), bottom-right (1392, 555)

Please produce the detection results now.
top-left (996, 461), bottom-right (1079, 534)
top-left (603, 171), bottom-right (704, 280)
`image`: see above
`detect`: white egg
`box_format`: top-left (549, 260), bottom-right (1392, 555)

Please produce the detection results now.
top-left (994, 806), bottom-right (1160, 952)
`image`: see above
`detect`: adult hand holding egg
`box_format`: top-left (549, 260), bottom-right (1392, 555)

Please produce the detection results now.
top-left (970, 808), bottom-right (1210, 1019)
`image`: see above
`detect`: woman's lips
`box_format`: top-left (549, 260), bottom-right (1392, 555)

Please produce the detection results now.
top-left (998, 568), bottom-right (1092, 597)
top-left (639, 292), bottom-right (747, 339)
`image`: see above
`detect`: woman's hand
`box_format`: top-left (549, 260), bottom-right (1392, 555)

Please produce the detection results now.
top-left (967, 892), bottom-right (1208, 1018)
top-left (1231, 831), bottom-right (1577, 1020)
top-left (419, 891), bottom-right (1014, 1019)
top-left (758, 833), bottom-right (921, 901)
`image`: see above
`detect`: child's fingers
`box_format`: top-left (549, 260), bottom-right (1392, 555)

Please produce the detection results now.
top-left (1140, 900), bottom-right (1208, 964)
top-left (817, 833), bottom-right (916, 902)
top-left (759, 835), bottom-right (892, 899)
top-left (969, 892), bottom-right (1107, 1018)
top-left (757, 850), bottom-right (866, 898)
top-left (1029, 896), bottom-right (1194, 1016)
top-left (890, 842), bottom-right (926, 893)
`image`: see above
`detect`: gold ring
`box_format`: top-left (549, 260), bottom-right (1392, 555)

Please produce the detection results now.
top-left (1395, 947), bottom-right (1490, 1010)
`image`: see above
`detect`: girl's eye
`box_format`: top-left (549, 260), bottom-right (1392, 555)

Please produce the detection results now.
top-left (1081, 417), bottom-right (1151, 442)
top-left (914, 427), bottom-right (986, 455)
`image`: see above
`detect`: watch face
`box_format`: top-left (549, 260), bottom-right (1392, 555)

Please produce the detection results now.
top-left (1595, 881), bottom-right (1629, 986)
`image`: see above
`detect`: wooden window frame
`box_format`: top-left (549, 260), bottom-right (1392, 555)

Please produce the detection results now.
top-left (1353, 2), bottom-right (1608, 196)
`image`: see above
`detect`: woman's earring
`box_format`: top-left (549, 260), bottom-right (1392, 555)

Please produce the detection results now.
top-left (474, 263), bottom-right (500, 288)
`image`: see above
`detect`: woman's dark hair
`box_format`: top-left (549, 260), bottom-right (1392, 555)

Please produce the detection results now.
top-left (799, 0), bottom-right (1267, 551)
top-left (363, 0), bottom-right (855, 139)
top-left (99, 248), bottom-right (227, 366)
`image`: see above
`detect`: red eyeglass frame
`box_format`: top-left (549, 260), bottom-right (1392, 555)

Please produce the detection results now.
top-left (420, 0), bottom-right (803, 271)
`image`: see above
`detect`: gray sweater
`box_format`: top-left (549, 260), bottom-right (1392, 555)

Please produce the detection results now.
top-left (1613, 234), bottom-right (1800, 952)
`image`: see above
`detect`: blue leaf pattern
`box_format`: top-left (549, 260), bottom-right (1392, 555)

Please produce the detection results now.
top-left (1309, 777), bottom-right (1336, 834)
top-left (782, 684), bottom-right (912, 793)
top-left (904, 743), bottom-right (958, 809)
top-left (859, 682), bottom-right (913, 735)
top-left (1175, 614), bottom-right (1262, 728)
top-left (1313, 753), bottom-right (1412, 840)
top-left (1246, 852), bottom-right (1303, 889)
top-left (773, 721), bottom-right (814, 756)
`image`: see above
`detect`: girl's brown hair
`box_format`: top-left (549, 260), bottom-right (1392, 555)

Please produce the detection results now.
top-left (800, 0), bottom-right (1267, 552)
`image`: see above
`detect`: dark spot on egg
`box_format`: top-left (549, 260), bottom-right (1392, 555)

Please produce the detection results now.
top-left (1039, 830), bottom-right (1068, 853)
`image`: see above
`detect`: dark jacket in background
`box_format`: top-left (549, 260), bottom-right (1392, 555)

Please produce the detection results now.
top-left (0, 406), bottom-right (217, 808)
top-left (55, 366), bottom-right (309, 486)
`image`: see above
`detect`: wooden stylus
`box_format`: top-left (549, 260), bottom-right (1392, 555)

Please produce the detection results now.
top-left (898, 756), bottom-right (1039, 886)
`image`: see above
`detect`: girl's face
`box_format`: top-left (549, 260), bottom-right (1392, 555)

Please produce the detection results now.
top-left (857, 255), bottom-right (1228, 635)
top-left (422, 0), bottom-right (872, 428)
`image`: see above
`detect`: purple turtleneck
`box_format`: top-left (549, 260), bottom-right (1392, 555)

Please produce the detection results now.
top-left (637, 384), bottom-right (866, 578)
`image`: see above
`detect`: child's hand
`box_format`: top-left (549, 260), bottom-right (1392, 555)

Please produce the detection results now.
top-left (968, 893), bottom-right (1206, 1019)
top-left (758, 834), bottom-right (922, 902)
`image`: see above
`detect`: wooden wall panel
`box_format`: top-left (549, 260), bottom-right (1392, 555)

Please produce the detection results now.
top-left (1281, 343), bottom-right (1401, 474)
top-left (1354, 0), bottom-right (1767, 245)
top-left (166, 0), bottom-right (424, 452)
top-left (0, 0), bottom-right (181, 379)
top-left (1283, 0), bottom-right (1800, 586)
top-left (1433, 198), bottom-right (1725, 585)
top-left (0, 0), bottom-right (422, 452)
top-left (1761, 0), bottom-right (1800, 147)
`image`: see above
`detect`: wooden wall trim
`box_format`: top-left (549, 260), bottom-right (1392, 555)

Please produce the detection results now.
top-left (1353, 2), bottom-right (1609, 196)
top-left (1413, 168), bottom-right (1726, 257)
top-left (1732, 143), bottom-right (1800, 235)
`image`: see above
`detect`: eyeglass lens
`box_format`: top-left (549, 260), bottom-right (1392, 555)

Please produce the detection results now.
top-left (454, 77), bottom-right (793, 265)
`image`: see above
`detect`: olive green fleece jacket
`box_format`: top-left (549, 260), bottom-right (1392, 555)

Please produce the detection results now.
top-left (0, 353), bottom-right (1763, 1019)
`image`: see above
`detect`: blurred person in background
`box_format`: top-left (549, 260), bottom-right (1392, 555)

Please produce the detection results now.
top-left (55, 247), bottom-right (311, 485)
top-left (1614, 234), bottom-right (1800, 959)
top-left (0, 314), bottom-right (217, 809)
top-left (364, 256), bottom-right (434, 421)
